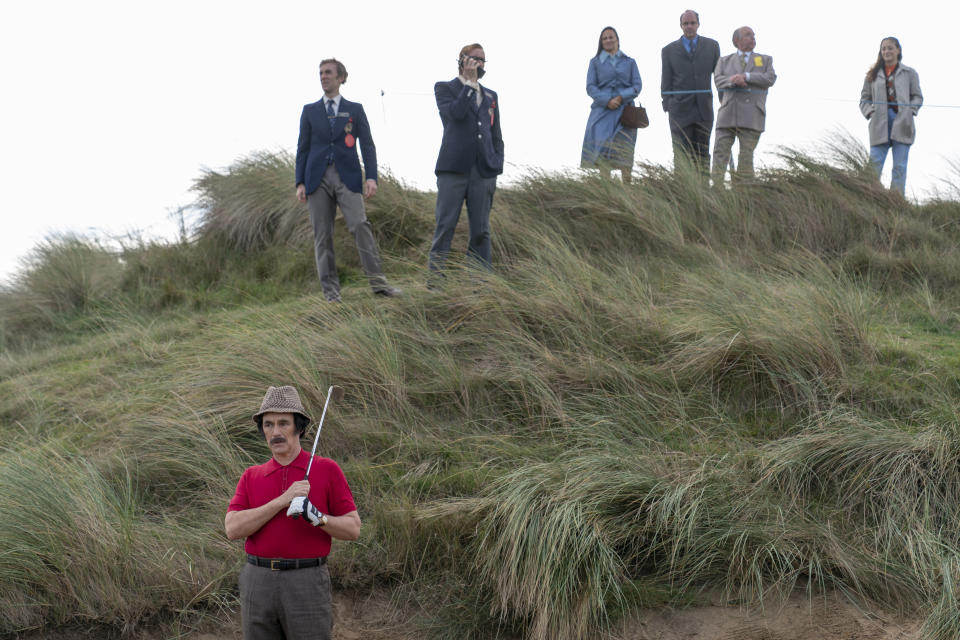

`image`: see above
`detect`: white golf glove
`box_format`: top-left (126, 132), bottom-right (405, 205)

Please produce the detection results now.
top-left (287, 496), bottom-right (306, 518)
top-left (286, 496), bottom-right (325, 526)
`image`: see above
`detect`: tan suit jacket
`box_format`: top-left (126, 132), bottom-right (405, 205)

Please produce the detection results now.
top-left (714, 51), bottom-right (777, 132)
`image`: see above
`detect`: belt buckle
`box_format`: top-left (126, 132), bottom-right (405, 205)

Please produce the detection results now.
top-left (270, 559), bottom-right (281, 571)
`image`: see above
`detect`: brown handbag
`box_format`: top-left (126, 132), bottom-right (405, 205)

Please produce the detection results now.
top-left (620, 103), bottom-right (649, 129)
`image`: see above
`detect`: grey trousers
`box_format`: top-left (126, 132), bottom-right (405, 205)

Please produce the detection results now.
top-left (427, 166), bottom-right (497, 275)
top-left (307, 165), bottom-right (389, 298)
top-left (712, 127), bottom-right (761, 184)
top-left (239, 562), bottom-right (332, 640)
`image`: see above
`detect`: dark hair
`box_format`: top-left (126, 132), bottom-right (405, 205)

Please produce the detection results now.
top-left (255, 412), bottom-right (310, 437)
top-left (732, 28), bottom-right (740, 45)
top-left (595, 26), bottom-right (619, 57)
top-left (680, 10), bottom-right (700, 23)
top-left (319, 58), bottom-right (348, 83)
top-left (457, 43), bottom-right (484, 72)
top-left (866, 36), bottom-right (902, 81)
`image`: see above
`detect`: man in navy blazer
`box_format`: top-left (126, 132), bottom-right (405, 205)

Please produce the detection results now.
top-left (428, 43), bottom-right (504, 283)
top-left (661, 10), bottom-right (721, 172)
top-left (296, 58), bottom-right (398, 302)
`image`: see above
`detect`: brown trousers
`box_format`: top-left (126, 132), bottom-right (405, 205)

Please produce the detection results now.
top-left (239, 562), bottom-right (332, 640)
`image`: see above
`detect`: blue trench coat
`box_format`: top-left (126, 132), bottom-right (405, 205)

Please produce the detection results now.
top-left (581, 52), bottom-right (642, 168)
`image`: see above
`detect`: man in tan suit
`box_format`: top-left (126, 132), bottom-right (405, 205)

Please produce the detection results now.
top-left (712, 26), bottom-right (777, 185)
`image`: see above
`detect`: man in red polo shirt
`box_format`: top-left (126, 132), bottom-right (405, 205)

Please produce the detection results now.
top-left (225, 385), bottom-right (360, 640)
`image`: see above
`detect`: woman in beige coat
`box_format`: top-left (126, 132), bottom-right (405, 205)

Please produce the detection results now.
top-left (859, 36), bottom-right (923, 194)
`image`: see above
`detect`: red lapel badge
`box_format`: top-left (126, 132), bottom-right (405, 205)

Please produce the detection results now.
top-left (344, 117), bottom-right (355, 147)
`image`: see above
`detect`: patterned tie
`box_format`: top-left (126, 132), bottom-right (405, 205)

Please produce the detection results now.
top-left (326, 99), bottom-right (336, 164)
top-left (690, 38), bottom-right (696, 55)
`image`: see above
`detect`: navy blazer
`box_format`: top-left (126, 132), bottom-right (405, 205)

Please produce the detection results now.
top-left (434, 78), bottom-right (504, 178)
top-left (295, 97), bottom-right (377, 195)
top-left (660, 36), bottom-right (721, 128)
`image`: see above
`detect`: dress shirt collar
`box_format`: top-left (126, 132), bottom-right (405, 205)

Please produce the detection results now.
top-left (324, 94), bottom-right (341, 112)
top-left (682, 35), bottom-right (699, 53)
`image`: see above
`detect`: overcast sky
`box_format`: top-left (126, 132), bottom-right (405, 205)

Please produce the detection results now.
top-left (2, 1), bottom-right (958, 283)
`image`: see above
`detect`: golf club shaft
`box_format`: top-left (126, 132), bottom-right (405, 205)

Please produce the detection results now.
top-left (305, 386), bottom-right (334, 479)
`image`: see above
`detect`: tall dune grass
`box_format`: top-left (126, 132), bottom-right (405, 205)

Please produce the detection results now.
top-left (0, 443), bottom-right (236, 633)
top-left (3, 142), bottom-right (960, 637)
top-left (0, 234), bottom-right (122, 346)
top-left (664, 258), bottom-right (874, 414)
top-left (419, 411), bottom-right (960, 638)
top-left (193, 150), bottom-right (434, 256)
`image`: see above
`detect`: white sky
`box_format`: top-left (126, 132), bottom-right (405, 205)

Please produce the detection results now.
top-left (2, 1), bottom-right (958, 283)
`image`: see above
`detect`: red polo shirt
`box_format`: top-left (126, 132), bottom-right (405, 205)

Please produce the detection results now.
top-left (228, 448), bottom-right (357, 558)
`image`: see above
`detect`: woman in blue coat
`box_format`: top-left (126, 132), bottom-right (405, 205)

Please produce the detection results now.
top-left (581, 26), bottom-right (643, 183)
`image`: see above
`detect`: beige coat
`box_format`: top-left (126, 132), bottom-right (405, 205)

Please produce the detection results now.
top-left (859, 64), bottom-right (922, 145)
top-left (714, 51), bottom-right (777, 132)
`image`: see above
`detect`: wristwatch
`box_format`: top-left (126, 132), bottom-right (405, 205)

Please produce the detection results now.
top-left (318, 512), bottom-right (328, 527)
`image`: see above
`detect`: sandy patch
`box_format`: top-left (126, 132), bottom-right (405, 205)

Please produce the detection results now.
top-left (612, 594), bottom-right (921, 640)
top-left (14, 591), bottom-right (921, 639)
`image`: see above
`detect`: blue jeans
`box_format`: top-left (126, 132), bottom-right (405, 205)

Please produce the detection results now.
top-left (870, 107), bottom-right (911, 194)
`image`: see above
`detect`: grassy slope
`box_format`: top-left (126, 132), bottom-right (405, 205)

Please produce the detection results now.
top-left (3, 146), bottom-right (960, 638)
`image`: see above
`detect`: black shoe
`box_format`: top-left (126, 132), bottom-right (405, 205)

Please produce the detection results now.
top-left (374, 287), bottom-right (401, 298)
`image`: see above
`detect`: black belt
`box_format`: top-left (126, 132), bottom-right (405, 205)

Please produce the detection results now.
top-left (247, 555), bottom-right (327, 571)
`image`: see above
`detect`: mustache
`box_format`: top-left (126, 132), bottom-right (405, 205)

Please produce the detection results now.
top-left (270, 436), bottom-right (286, 444)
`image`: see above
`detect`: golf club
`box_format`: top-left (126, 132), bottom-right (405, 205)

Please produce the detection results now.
top-left (290, 384), bottom-right (344, 522)
top-left (305, 384), bottom-right (344, 478)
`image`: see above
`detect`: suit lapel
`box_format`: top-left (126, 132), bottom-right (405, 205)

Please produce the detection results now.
top-left (320, 98), bottom-right (353, 140)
